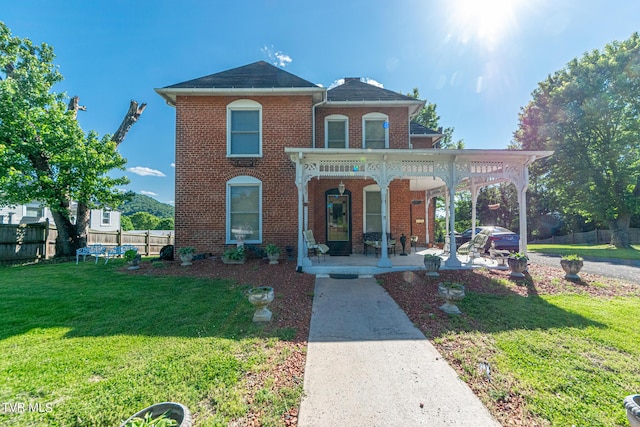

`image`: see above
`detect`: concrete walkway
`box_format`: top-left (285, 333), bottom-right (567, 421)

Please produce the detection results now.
top-left (298, 276), bottom-right (500, 427)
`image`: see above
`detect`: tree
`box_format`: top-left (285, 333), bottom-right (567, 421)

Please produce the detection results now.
top-left (120, 215), bottom-right (134, 231)
top-left (129, 212), bottom-right (160, 230)
top-left (408, 88), bottom-right (465, 149)
top-left (0, 22), bottom-right (145, 256)
top-left (514, 33), bottom-right (640, 248)
top-left (156, 217), bottom-right (174, 230)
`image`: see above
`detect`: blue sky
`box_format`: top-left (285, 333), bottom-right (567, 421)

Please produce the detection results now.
top-left (3, 1), bottom-right (639, 205)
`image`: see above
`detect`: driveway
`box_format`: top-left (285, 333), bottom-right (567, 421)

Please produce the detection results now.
top-left (527, 252), bottom-right (640, 284)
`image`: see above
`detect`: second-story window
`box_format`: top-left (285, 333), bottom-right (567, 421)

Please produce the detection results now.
top-left (325, 114), bottom-right (348, 148)
top-left (227, 99), bottom-right (262, 157)
top-left (101, 210), bottom-right (111, 226)
top-left (363, 112), bottom-right (389, 149)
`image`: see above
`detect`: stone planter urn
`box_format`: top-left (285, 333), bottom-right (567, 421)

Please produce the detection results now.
top-left (423, 255), bottom-right (442, 277)
top-left (560, 257), bottom-right (584, 280)
top-left (179, 253), bottom-right (193, 266)
top-left (267, 252), bottom-right (280, 265)
top-left (507, 255), bottom-right (528, 278)
top-left (247, 286), bottom-right (275, 322)
top-left (624, 395), bottom-right (640, 427)
top-left (437, 282), bottom-right (465, 315)
top-left (120, 402), bottom-right (192, 427)
top-left (127, 254), bottom-right (141, 270)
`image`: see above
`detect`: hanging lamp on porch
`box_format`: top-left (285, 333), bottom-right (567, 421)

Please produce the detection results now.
top-left (338, 181), bottom-right (345, 196)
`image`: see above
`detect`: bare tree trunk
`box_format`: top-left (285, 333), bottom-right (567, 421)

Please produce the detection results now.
top-left (609, 214), bottom-right (631, 248)
top-left (51, 209), bottom-right (79, 257)
top-left (72, 100), bottom-right (146, 251)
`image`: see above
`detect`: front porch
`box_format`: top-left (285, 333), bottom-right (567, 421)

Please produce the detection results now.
top-left (302, 247), bottom-right (508, 276)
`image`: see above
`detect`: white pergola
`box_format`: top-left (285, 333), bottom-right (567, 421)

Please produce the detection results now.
top-left (286, 148), bottom-right (553, 270)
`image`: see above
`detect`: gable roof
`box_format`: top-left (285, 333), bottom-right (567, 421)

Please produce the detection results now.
top-left (326, 78), bottom-right (424, 116)
top-left (167, 61), bottom-right (320, 89)
top-left (155, 61), bottom-right (325, 105)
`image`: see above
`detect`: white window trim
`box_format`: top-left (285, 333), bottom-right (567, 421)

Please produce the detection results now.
top-left (226, 176), bottom-right (262, 244)
top-left (101, 209), bottom-right (112, 226)
top-left (24, 203), bottom-right (44, 218)
top-left (362, 112), bottom-right (389, 149)
top-left (227, 99), bottom-right (263, 158)
top-left (324, 114), bottom-right (349, 148)
top-left (362, 184), bottom-right (390, 233)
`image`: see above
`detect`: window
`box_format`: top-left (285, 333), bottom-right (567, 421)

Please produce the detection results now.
top-left (363, 112), bottom-right (389, 149)
top-left (363, 184), bottom-right (389, 233)
top-left (25, 204), bottom-right (43, 218)
top-left (227, 100), bottom-right (262, 157)
top-left (101, 210), bottom-right (111, 226)
top-left (227, 176), bottom-right (262, 243)
top-left (325, 114), bottom-right (348, 148)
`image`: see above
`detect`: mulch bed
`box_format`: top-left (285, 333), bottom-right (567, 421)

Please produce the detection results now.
top-left (125, 257), bottom-right (639, 426)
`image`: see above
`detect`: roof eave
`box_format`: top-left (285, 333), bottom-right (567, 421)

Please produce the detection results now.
top-left (155, 86), bottom-right (326, 106)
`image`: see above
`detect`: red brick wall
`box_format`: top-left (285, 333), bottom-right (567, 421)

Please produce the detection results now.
top-left (315, 107), bottom-right (410, 149)
top-left (307, 179), bottom-right (435, 254)
top-left (174, 95), bottom-right (313, 254)
top-left (174, 96), bottom-right (436, 256)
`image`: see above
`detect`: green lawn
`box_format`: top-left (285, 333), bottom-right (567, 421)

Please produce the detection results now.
top-left (435, 284), bottom-right (640, 426)
top-left (0, 261), bottom-right (300, 426)
top-left (528, 243), bottom-right (640, 260)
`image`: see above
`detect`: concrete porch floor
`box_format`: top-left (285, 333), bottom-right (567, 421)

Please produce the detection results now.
top-left (302, 247), bottom-right (508, 276)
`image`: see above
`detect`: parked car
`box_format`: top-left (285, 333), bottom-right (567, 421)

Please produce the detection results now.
top-left (459, 226), bottom-right (520, 252)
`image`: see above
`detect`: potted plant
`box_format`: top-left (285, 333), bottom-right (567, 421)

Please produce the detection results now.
top-left (560, 254), bottom-right (584, 280)
top-left (120, 402), bottom-right (191, 427)
top-left (437, 282), bottom-right (465, 315)
top-left (507, 252), bottom-right (528, 278)
top-left (624, 394), bottom-right (640, 427)
top-left (178, 247), bottom-right (195, 266)
top-left (423, 253), bottom-right (442, 277)
top-left (222, 246), bottom-right (246, 264)
top-left (264, 243), bottom-right (281, 264)
top-left (123, 249), bottom-right (141, 270)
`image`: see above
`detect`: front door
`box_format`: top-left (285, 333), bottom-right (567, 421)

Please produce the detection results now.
top-left (325, 189), bottom-right (352, 255)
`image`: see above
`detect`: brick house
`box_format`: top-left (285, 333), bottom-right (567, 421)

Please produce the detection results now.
top-left (156, 61), bottom-right (551, 271)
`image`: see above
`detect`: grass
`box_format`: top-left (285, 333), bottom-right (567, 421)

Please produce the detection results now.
top-left (528, 243), bottom-right (640, 260)
top-left (433, 286), bottom-right (640, 426)
top-left (0, 260), bottom-right (300, 426)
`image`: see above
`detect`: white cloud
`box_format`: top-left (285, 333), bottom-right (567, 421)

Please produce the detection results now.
top-left (127, 166), bottom-right (166, 177)
top-left (261, 45), bottom-right (293, 67)
top-left (170, 162), bottom-right (175, 168)
top-left (140, 190), bottom-right (158, 196)
top-left (363, 78), bottom-right (384, 88)
top-left (328, 78), bottom-right (345, 89)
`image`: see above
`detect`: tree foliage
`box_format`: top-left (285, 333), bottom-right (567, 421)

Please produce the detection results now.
top-left (408, 88), bottom-right (464, 149)
top-left (0, 22), bottom-right (143, 255)
top-left (514, 33), bottom-right (640, 247)
top-left (119, 192), bottom-right (175, 217)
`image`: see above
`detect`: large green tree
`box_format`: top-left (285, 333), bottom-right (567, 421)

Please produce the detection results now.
top-left (0, 22), bottom-right (145, 256)
top-left (409, 88), bottom-right (465, 149)
top-left (514, 33), bottom-right (640, 248)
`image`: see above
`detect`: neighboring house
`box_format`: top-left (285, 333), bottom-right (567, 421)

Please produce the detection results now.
top-left (155, 61), bottom-right (551, 270)
top-left (0, 201), bottom-right (121, 231)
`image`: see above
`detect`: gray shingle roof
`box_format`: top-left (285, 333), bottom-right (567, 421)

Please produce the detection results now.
top-left (327, 78), bottom-right (420, 102)
top-left (165, 61), bottom-right (320, 89)
top-left (410, 122), bottom-right (440, 135)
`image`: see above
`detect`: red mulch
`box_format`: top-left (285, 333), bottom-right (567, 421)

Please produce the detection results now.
top-left (125, 257), bottom-right (639, 426)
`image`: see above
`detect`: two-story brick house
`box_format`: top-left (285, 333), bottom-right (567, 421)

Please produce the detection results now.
top-left (156, 61), bottom-right (551, 271)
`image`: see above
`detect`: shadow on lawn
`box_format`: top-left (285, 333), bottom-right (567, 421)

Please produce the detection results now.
top-left (379, 268), bottom-right (605, 339)
top-left (0, 260), bottom-right (309, 342)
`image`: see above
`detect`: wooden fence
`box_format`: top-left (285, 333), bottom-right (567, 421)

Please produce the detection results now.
top-left (530, 228), bottom-right (640, 245)
top-left (0, 221), bottom-right (173, 263)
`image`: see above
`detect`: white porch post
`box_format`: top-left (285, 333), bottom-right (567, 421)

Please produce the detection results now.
top-left (516, 165), bottom-right (530, 255)
top-left (424, 193), bottom-right (431, 245)
top-left (445, 161), bottom-right (462, 268)
top-left (376, 159), bottom-right (392, 268)
top-left (471, 182), bottom-right (479, 239)
top-left (295, 155), bottom-right (312, 268)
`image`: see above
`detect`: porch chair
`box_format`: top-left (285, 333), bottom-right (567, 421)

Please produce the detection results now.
top-left (303, 230), bottom-right (330, 262)
top-left (457, 230), bottom-right (490, 262)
